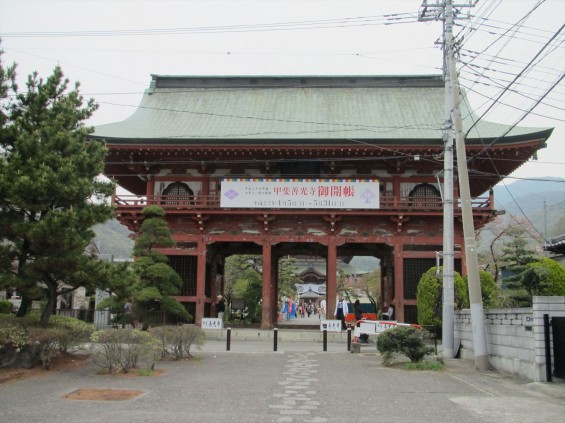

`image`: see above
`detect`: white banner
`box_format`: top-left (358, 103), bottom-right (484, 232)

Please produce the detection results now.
top-left (220, 178), bottom-right (379, 209)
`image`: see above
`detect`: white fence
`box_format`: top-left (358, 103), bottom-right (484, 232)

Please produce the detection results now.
top-left (454, 296), bottom-right (565, 382)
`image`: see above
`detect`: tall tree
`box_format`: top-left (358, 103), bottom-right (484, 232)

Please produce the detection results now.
top-left (0, 59), bottom-right (114, 327)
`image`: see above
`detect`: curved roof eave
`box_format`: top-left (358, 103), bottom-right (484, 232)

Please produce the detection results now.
top-left (91, 128), bottom-right (553, 148)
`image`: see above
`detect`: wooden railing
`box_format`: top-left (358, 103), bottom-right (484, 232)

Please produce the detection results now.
top-left (113, 194), bottom-right (493, 212)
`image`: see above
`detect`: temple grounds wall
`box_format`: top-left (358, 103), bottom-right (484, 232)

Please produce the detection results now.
top-left (454, 296), bottom-right (565, 382)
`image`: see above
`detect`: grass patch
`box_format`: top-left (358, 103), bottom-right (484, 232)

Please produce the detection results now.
top-left (401, 361), bottom-right (445, 371)
top-left (136, 367), bottom-right (154, 376)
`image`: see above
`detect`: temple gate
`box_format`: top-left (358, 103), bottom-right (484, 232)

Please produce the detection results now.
top-left (93, 75), bottom-right (553, 328)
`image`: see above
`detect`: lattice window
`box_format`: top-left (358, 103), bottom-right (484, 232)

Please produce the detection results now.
top-left (408, 183), bottom-right (441, 207)
top-left (169, 255), bottom-right (197, 296)
top-left (403, 258), bottom-right (436, 299)
top-left (162, 181), bottom-right (194, 205)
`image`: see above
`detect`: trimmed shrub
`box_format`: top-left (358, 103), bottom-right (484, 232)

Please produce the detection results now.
top-left (49, 315), bottom-right (95, 353)
top-left (0, 300), bottom-right (13, 314)
top-left (0, 323), bottom-right (34, 369)
top-left (0, 323), bottom-right (28, 355)
top-left (91, 329), bottom-right (160, 373)
top-left (0, 314), bottom-right (93, 369)
top-left (28, 328), bottom-right (66, 370)
top-left (417, 267), bottom-right (467, 335)
top-left (150, 325), bottom-right (205, 360)
top-left (522, 257), bottom-right (565, 298)
top-left (376, 326), bottom-right (435, 365)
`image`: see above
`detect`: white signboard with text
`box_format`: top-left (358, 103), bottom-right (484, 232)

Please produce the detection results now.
top-left (320, 320), bottom-right (342, 332)
top-left (221, 178), bottom-right (380, 209)
top-left (201, 318), bottom-right (223, 330)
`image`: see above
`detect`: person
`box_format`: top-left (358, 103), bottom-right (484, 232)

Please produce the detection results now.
top-left (216, 295), bottom-right (225, 320)
top-left (124, 300), bottom-right (132, 315)
top-left (319, 298), bottom-right (327, 319)
top-left (354, 299), bottom-right (363, 321)
top-left (334, 292), bottom-right (349, 330)
top-left (354, 299), bottom-right (369, 343)
top-left (382, 302), bottom-right (394, 321)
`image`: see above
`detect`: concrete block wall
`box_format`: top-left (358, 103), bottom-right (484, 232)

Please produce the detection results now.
top-left (454, 296), bottom-right (565, 382)
top-left (533, 296), bottom-right (565, 381)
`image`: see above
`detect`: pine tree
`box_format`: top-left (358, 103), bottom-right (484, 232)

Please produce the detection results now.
top-left (131, 206), bottom-right (190, 326)
top-left (500, 226), bottom-right (539, 306)
top-left (0, 59), bottom-right (114, 327)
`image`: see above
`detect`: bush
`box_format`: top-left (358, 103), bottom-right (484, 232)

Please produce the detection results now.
top-left (0, 323), bottom-right (37, 369)
top-left (0, 314), bottom-right (93, 369)
top-left (28, 328), bottom-right (66, 370)
top-left (463, 270), bottom-right (498, 308)
top-left (91, 329), bottom-right (160, 374)
top-left (0, 300), bottom-right (13, 314)
top-left (49, 315), bottom-right (95, 353)
top-left (376, 326), bottom-right (435, 365)
top-left (0, 323), bottom-right (28, 355)
top-left (417, 267), bottom-right (468, 335)
top-left (150, 325), bottom-right (205, 360)
top-left (522, 257), bottom-right (565, 298)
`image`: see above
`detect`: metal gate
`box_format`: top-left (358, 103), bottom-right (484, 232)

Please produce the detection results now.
top-left (553, 316), bottom-right (565, 379)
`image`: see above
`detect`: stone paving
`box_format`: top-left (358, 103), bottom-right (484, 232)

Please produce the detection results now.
top-left (0, 336), bottom-right (564, 423)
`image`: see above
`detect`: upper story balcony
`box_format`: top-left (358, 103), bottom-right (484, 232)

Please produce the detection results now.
top-left (112, 192), bottom-right (495, 218)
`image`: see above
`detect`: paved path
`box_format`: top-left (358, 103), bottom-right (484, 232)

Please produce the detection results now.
top-left (0, 340), bottom-right (564, 423)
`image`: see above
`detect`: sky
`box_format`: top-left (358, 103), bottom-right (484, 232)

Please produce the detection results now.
top-left (0, 0), bottom-right (563, 194)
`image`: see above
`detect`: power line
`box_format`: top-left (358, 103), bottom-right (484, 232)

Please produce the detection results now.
top-left (464, 23), bottom-right (565, 137)
top-left (0, 13), bottom-right (419, 38)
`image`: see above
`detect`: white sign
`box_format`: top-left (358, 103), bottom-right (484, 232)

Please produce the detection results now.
top-left (201, 318), bottom-right (223, 330)
top-left (221, 178), bottom-right (380, 209)
top-left (354, 320), bottom-right (417, 337)
top-left (297, 284), bottom-right (326, 295)
top-left (320, 320), bottom-right (342, 332)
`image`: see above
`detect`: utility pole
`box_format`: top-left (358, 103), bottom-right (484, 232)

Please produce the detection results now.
top-left (419, 0), bottom-right (488, 369)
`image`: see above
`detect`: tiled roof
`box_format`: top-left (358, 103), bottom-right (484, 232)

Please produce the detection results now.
top-left (544, 234), bottom-right (565, 253)
top-left (92, 75), bottom-right (551, 144)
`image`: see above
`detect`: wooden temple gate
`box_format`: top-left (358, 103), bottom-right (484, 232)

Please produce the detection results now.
top-left (94, 75), bottom-right (553, 328)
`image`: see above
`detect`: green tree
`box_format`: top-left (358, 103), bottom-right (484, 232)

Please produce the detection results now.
top-left (349, 268), bottom-right (381, 315)
top-left (241, 268), bottom-right (262, 323)
top-left (131, 206), bottom-right (189, 326)
top-left (463, 270), bottom-right (498, 309)
top-left (278, 257), bottom-right (300, 304)
top-left (224, 254), bottom-right (261, 318)
top-left (0, 60), bottom-right (114, 327)
top-left (95, 261), bottom-right (140, 322)
top-left (416, 267), bottom-right (467, 334)
top-left (521, 257), bottom-right (565, 300)
top-left (500, 225), bottom-right (540, 306)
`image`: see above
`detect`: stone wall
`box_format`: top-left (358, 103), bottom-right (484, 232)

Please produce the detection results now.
top-left (454, 296), bottom-right (565, 382)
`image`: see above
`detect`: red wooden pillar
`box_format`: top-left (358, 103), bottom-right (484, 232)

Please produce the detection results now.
top-left (271, 250), bottom-right (279, 325)
top-left (326, 240), bottom-right (337, 320)
top-left (195, 238), bottom-right (207, 325)
top-left (393, 240), bottom-right (404, 322)
top-left (200, 174), bottom-right (210, 206)
top-left (146, 176), bottom-right (155, 204)
top-left (261, 241), bottom-right (273, 329)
